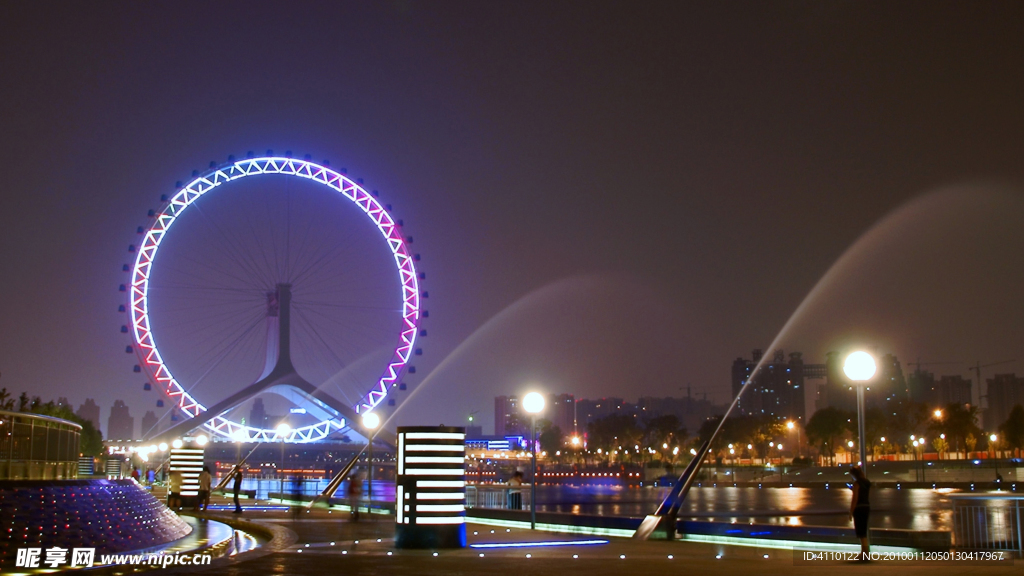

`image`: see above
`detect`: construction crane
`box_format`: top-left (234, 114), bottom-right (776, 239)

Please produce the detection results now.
top-left (969, 359), bottom-right (1016, 412)
top-left (908, 358), bottom-right (961, 373)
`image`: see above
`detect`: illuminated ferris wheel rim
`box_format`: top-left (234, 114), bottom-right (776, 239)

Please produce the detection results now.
top-left (129, 156), bottom-right (420, 443)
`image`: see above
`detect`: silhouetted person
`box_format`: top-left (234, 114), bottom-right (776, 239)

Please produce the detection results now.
top-left (508, 471), bottom-right (524, 510)
top-left (849, 466), bottom-right (871, 559)
top-left (197, 466), bottom-right (212, 511)
top-left (290, 475), bottom-right (303, 520)
top-left (168, 470), bottom-right (183, 509)
top-left (348, 470), bottom-right (363, 521)
top-left (232, 469), bottom-right (244, 513)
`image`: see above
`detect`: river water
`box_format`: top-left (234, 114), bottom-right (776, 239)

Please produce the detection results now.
top-left (242, 477), bottom-right (954, 531)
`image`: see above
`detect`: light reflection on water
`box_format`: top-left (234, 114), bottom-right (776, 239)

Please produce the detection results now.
top-left (532, 485), bottom-right (955, 531)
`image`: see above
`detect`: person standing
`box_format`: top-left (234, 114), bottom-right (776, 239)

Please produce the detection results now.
top-left (347, 470), bottom-right (364, 521)
top-left (197, 466), bottom-right (212, 511)
top-left (168, 470), bottom-right (183, 509)
top-left (508, 471), bottom-right (524, 510)
top-left (849, 466), bottom-right (871, 559)
top-left (232, 468), bottom-right (244, 514)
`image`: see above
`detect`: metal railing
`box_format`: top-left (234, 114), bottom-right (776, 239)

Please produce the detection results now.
top-left (466, 484), bottom-right (531, 510)
top-left (952, 494), bottom-right (1023, 555)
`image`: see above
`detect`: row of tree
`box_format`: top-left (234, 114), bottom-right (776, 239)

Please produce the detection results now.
top-left (539, 400), bottom-right (1024, 467)
top-left (0, 388), bottom-right (104, 455)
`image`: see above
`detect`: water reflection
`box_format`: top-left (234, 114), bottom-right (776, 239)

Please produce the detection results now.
top-left (531, 485), bottom-right (955, 530)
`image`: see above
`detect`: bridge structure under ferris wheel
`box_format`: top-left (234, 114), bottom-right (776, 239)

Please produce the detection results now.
top-left (123, 154), bottom-right (426, 445)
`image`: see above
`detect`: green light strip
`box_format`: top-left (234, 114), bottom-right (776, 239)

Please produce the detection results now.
top-left (468, 517), bottom-right (918, 554)
top-left (678, 533), bottom-right (913, 553)
top-left (467, 517), bottom-right (635, 538)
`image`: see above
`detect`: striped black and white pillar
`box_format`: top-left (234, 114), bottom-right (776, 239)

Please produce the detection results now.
top-left (169, 443), bottom-right (205, 507)
top-left (395, 426), bottom-right (466, 549)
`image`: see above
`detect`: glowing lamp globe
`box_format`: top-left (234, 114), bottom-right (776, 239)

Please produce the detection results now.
top-left (843, 351), bottom-right (876, 382)
top-left (522, 392), bottom-right (545, 414)
top-left (170, 439), bottom-right (182, 449)
top-left (362, 412), bottom-right (381, 430)
top-left (196, 434), bottom-right (208, 446)
top-left (159, 442), bottom-right (169, 452)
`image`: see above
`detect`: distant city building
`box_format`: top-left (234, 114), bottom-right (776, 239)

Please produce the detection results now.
top-left (817, 352), bottom-right (906, 414)
top-left (635, 394), bottom-right (728, 434)
top-left (494, 393), bottom-right (575, 436)
top-left (986, 373), bottom-right (1024, 430)
top-left (107, 400), bottom-right (135, 441)
top-left (249, 398), bottom-right (268, 429)
top-left (76, 398), bottom-right (101, 432)
top-left (575, 397), bottom-right (635, 429)
top-left (906, 370), bottom-right (971, 409)
top-left (732, 349), bottom-right (814, 421)
top-left (141, 410), bottom-right (159, 437)
top-left (494, 395), bottom-right (525, 437)
top-left (546, 393), bottom-right (575, 434)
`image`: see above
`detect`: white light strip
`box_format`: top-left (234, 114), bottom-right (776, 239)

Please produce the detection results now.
top-left (397, 486), bottom-right (404, 523)
top-left (415, 504), bottom-right (465, 512)
top-left (416, 492), bottom-right (465, 500)
top-left (404, 433), bottom-right (464, 440)
top-left (405, 444), bottom-right (465, 451)
top-left (398, 435), bottom-right (405, 476)
top-left (416, 517), bottom-right (465, 525)
top-left (405, 456), bottom-right (465, 464)
top-left (417, 480), bottom-right (465, 488)
top-left (404, 468), bottom-right (464, 475)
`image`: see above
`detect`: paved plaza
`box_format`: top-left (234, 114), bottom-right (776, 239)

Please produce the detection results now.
top-left (141, 493), bottom-right (1018, 576)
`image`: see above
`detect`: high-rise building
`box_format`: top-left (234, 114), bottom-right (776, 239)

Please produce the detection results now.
top-left (546, 393), bottom-right (575, 435)
top-left (141, 410), bottom-right (159, 437)
top-left (819, 352), bottom-right (906, 413)
top-left (908, 370), bottom-right (971, 408)
top-left (986, 373), bottom-right (1024, 430)
top-left (731, 349), bottom-right (812, 421)
top-left (575, 397), bottom-right (632, 429)
top-left (635, 394), bottom-right (727, 434)
top-left (249, 398), bottom-right (268, 429)
top-left (494, 395), bottom-right (524, 437)
top-left (76, 398), bottom-right (101, 432)
top-left (107, 400), bottom-right (134, 441)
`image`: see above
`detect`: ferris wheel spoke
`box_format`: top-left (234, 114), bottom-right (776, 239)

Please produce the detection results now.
top-left (292, 300), bottom-right (402, 312)
top-left (172, 251), bottom-right (268, 291)
top-left (294, 303), bottom-right (398, 343)
top-left (177, 312), bottom-right (267, 398)
top-left (192, 200), bottom-right (276, 289)
top-left (154, 303), bottom-right (264, 342)
top-left (291, 311), bottom-right (360, 407)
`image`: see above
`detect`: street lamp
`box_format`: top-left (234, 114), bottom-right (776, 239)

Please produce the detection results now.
top-left (276, 422), bottom-right (290, 498)
top-left (522, 391), bottom-right (545, 530)
top-left (787, 420), bottom-right (802, 457)
top-left (362, 412), bottom-right (381, 513)
top-left (843, 351), bottom-right (876, 471)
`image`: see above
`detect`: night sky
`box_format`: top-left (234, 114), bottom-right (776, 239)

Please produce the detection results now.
top-left (2, 2), bottom-right (1024, 436)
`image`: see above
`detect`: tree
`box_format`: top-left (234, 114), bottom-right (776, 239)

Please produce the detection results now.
top-left (806, 407), bottom-right (852, 465)
top-left (998, 405), bottom-right (1024, 452)
top-left (0, 388), bottom-right (14, 411)
top-left (586, 414), bottom-right (641, 463)
top-left (537, 420), bottom-right (564, 458)
top-left (933, 403), bottom-right (982, 455)
top-left (932, 437), bottom-right (949, 459)
top-left (28, 397), bottom-right (104, 456)
top-left (643, 414), bottom-right (687, 464)
top-left (965, 433), bottom-right (978, 454)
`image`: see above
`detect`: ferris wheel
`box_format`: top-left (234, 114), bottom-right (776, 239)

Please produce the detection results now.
top-left (123, 153), bottom-right (424, 443)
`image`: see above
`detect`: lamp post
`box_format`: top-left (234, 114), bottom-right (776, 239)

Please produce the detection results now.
top-left (522, 391), bottom-right (546, 530)
top-left (276, 423), bottom-right (290, 498)
top-left (362, 412), bottom-right (381, 514)
top-left (843, 351), bottom-right (876, 471)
